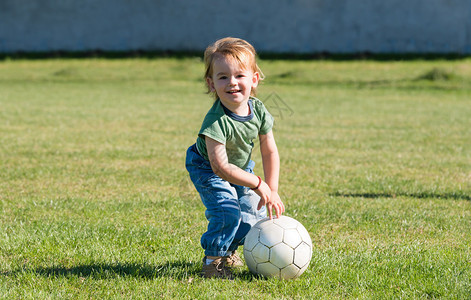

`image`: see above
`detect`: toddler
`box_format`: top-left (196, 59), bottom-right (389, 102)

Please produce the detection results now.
top-left (185, 37), bottom-right (285, 279)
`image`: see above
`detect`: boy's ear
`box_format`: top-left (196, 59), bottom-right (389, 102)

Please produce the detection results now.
top-left (252, 72), bottom-right (260, 88)
top-left (206, 77), bottom-right (215, 92)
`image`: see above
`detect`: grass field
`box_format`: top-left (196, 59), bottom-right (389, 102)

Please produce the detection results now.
top-left (0, 55), bottom-right (470, 299)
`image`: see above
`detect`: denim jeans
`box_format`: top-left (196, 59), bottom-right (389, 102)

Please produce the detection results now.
top-left (185, 144), bottom-right (267, 257)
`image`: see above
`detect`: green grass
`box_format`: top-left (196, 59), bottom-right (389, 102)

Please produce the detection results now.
top-left (0, 56), bottom-right (470, 299)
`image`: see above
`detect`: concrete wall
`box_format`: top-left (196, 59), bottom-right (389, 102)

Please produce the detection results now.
top-left (1, 0), bottom-right (470, 54)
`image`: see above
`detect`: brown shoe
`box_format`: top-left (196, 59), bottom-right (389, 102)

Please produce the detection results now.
top-left (201, 256), bottom-right (234, 279)
top-left (225, 251), bottom-right (244, 268)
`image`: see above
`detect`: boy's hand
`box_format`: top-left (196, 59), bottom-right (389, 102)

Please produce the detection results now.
top-left (255, 183), bottom-right (285, 219)
top-left (267, 190), bottom-right (285, 219)
top-left (254, 180), bottom-right (271, 210)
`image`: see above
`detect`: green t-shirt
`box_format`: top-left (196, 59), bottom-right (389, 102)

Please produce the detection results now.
top-left (196, 97), bottom-right (274, 170)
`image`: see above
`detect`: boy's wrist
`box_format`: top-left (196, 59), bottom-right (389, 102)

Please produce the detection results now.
top-left (265, 182), bottom-right (278, 193)
top-left (251, 176), bottom-right (262, 190)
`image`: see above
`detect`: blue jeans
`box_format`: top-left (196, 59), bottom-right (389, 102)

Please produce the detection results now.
top-left (185, 144), bottom-right (267, 257)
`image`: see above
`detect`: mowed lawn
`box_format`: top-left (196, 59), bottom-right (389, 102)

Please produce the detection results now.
top-left (0, 56), bottom-right (470, 299)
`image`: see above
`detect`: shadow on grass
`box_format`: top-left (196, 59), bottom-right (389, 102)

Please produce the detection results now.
top-left (2, 261), bottom-right (198, 280)
top-left (3, 261), bottom-right (260, 281)
top-left (331, 191), bottom-right (471, 201)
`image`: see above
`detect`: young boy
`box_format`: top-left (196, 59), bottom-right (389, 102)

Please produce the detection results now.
top-left (185, 37), bottom-right (285, 279)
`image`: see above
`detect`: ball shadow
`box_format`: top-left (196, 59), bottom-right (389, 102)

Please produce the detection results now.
top-left (3, 261), bottom-right (264, 281)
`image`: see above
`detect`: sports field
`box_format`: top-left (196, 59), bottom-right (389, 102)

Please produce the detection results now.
top-left (0, 56), bottom-right (470, 298)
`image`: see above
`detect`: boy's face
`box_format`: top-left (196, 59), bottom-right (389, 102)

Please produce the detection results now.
top-left (207, 55), bottom-right (259, 111)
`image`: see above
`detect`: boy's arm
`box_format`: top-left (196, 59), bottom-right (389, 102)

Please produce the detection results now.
top-left (259, 130), bottom-right (279, 192)
top-left (205, 136), bottom-right (272, 206)
top-left (259, 131), bottom-right (285, 218)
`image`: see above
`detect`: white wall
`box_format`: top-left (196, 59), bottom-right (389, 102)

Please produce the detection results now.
top-left (0, 0), bottom-right (470, 53)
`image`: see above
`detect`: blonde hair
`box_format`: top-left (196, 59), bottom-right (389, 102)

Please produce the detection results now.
top-left (204, 37), bottom-right (264, 98)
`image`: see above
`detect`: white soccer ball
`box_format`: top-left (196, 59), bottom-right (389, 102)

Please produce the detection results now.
top-left (243, 216), bottom-right (312, 279)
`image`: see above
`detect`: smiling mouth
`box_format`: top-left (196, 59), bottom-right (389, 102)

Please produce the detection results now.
top-left (227, 90), bottom-right (241, 94)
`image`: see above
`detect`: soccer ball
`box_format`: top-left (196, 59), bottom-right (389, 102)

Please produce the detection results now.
top-left (243, 216), bottom-right (312, 279)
